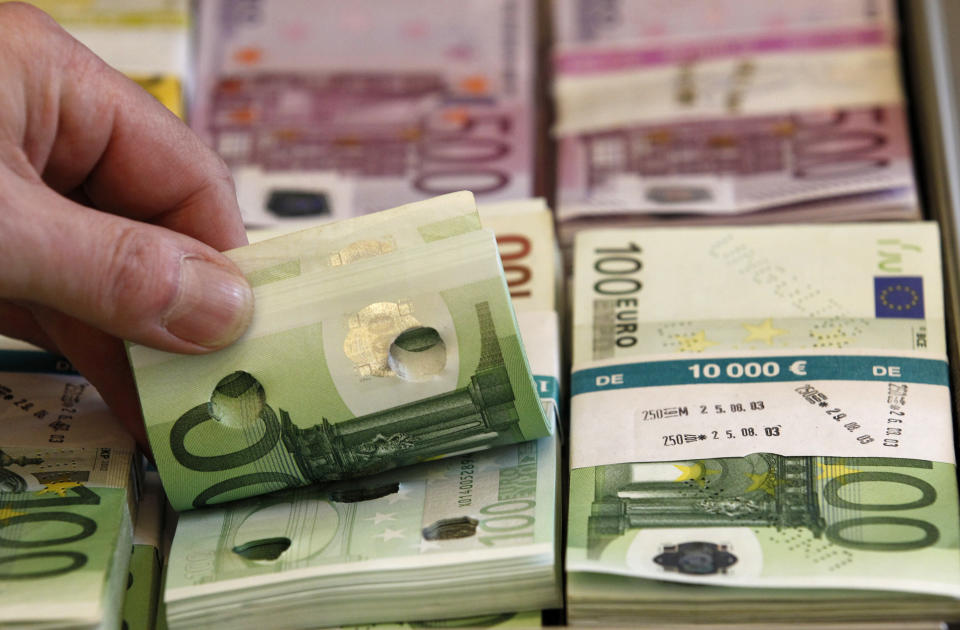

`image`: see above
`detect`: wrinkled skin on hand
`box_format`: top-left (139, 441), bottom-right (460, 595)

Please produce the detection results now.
top-left (0, 3), bottom-right (254, 447)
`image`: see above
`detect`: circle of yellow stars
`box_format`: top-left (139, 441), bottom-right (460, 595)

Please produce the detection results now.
top-left (879, 284), bottom-right (920, 312)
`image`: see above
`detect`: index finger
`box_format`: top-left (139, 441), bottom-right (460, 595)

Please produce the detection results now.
top-left (2, 2), bottom-right (246, 251)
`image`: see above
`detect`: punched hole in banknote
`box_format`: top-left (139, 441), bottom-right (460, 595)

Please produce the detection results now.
top-left (388, 326), bottom-right (447, 381)
top-left (654, 542), bottom-right (738, 576)
top-left (209, 371), bottom-right (266, 429)
top-left (232, 536), bottom-right (292, 562)
top-left (329, 482), bottom-right (401, 503)
top-left (422, 516), bottom-right (479, 541)
top-left (410, 613), bottom-right (518, 628)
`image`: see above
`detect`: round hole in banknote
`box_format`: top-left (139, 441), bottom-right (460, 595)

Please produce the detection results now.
top-left (646, 185), bottom-right (712, 204)
top-left (388, 326), bottom-right (447, 381)
top-left (410, 614), bottom-right (516, 628)
top-left (0, 459), bottom-right (42, 494)
top-left (628, 527), bottom-right (762, 578)
top-left (422, 516), bottom-right (478, 541)
top-left (653, 541), bottom-right (738, 575)
top-left (329, 481), bottom-right (400, 503)
top-left (0, 468), bottom-right (27, 493)
top-left (234, 497), bottom-right (339, 563)
top-left (232, 536), bottom-right (291, 562)
top-left (208, 371), bottom-right (266, 429)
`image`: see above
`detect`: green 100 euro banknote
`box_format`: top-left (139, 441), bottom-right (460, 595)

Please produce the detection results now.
top-left (0, 342), bottom-right (138, 629)
top-left (568, 223), bottom-right (960, 618)
top-left (129, 192), bottom-right (551, 511)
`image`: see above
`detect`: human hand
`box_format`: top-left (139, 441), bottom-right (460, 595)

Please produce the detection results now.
top-left (0, 3), bottom-right (254, 447)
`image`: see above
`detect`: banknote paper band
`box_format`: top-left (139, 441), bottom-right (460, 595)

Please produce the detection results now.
top-left (554, 47), bottom-right (902, 135)
top-left (572, 353), bottom-right (949, 391)
top-left (0, 349), bottom-right (138, 628)
top-left (570, 350), bottom-right (954, 468)
top-left (553, 25), bottom-right (893, 75)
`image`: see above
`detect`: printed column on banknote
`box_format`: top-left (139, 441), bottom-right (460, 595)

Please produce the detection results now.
top-left (129, 192), bottom-right (551, 512)
top-left (0, 339), bottom-right (138, 629)
top-left (568, 223), bottom-right (960, 597)
top-left (480, 199), bottom-right (562, 424)
top-left (192, 0), bottom-right (535, 225)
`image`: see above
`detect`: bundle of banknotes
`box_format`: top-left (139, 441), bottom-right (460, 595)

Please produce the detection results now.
top-left (11, 2), bottom-right (960, 628)
top-left (567, 222), bottom-right (960, 624)
top-left (190, 0), bottom-right (537, 226)
top-left (158, 197), bottom-right (563, 628)
top-left (164, 428), bottom-right (559, 628)
top-left (551, 0), bottom-right (919, 250)
top-left (128, 191), bottom-right (552, 513)
top-left (0, 336), bottom-right (140, 629)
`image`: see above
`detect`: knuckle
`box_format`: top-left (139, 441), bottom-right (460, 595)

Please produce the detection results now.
top-left (0, 3), bottom-right (102, 96)
top-left (208, 149), bottom-right (232, 182)
top-left (0, 3), bottom-right (61, 32)
top-left (187, 151), bottom-right (241, 219)
top-left (210, 153), bottom-right (238, 197)
top-left (0, 3), bottom-right (71, 56)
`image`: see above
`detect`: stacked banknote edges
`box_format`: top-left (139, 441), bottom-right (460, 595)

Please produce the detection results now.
top-left (0, 339), bottom-right (139, 630)
top-left (191, 0), bottom-right (536, 227)
top-left (163, 433), bottom-right (559, 629)
top-left (566, 222), bottom-right (960, 625)
top-left (127, 192), bottom-right (561, 628)
top-left (551, 0), bottom-right (919, 254)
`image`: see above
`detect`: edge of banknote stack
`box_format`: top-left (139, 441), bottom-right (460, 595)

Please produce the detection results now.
top-left (128, 191), bottom-right (553, 513)
top-left (0, 339), bottom-right (141, 630)
top-left (550, 0), bottom-right (919, 258)
top-left (156, 196), bottom-right (564, 629)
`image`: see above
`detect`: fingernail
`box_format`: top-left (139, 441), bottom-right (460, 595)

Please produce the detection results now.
top-left (163, 256), bottom-right (254, 348)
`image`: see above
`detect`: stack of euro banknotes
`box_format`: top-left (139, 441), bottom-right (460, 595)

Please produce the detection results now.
top-left (567, 222), bottom-right (960, 625)
top-left (189, 0), bottom-right (538, 226)
top-left (551, 0), bottom-right (920, 249)
top-left (5, 0), bottom-right (960, 628)
top-left (127, 192), bottom-right (565, 629)
top-left (0, 192), bottom-right (565, 629)
top-left (0, 336), bottom-right (141, 629)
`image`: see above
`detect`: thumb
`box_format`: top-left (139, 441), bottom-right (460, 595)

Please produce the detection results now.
top-left (1, 175), bottom-right (254, 353)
